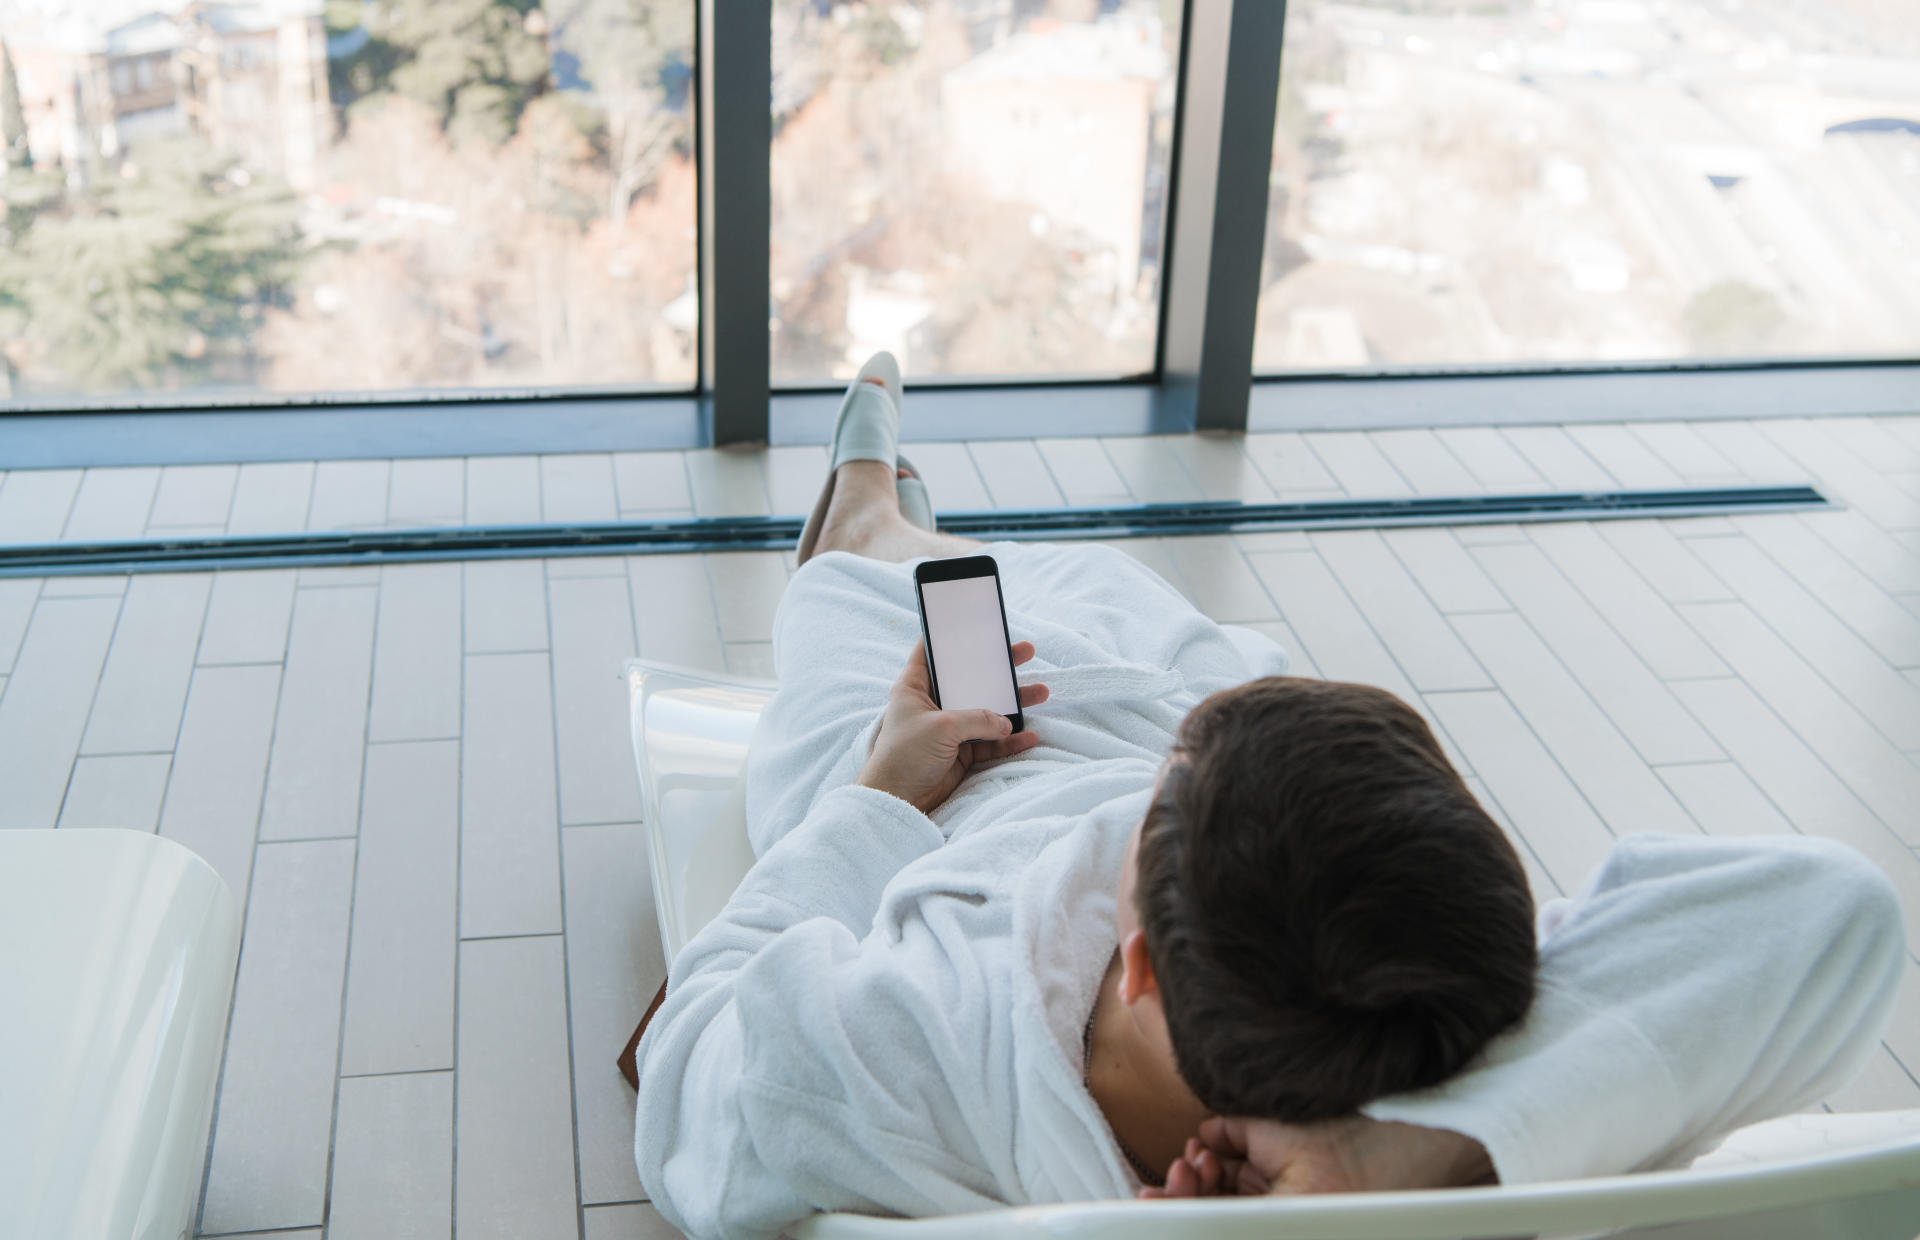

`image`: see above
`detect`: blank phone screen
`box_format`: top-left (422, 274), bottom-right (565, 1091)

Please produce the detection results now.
top-left (920, 575), bottom-right (1019, 715)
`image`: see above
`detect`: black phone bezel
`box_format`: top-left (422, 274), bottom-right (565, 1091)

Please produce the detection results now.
top-left (911, 553), bottom-right (1024, 733)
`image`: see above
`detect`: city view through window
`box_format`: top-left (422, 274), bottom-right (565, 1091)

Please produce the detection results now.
top-left (0, 0), bottom-right (696, 407)
top-left (1256, 0), bottom-right (1920, 371)
top-left (0, 0), bottom-right (1916, 408)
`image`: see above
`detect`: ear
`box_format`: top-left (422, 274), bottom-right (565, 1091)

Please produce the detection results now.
top-left (1117, 928), bottom-right (1159, 1007)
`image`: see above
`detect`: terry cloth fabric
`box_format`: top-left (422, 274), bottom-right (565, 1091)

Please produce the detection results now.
top-left (633, 541), bottom-right (1903, 1240)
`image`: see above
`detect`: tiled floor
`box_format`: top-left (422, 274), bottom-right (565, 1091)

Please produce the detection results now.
top-left (2, 416), bottom-right (1920, 1238)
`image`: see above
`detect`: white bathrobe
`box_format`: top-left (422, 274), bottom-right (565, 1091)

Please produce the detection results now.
top-left (634, 543), bottom-right (1905, 1240)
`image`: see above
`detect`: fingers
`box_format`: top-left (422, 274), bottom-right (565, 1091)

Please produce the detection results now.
top-left (966, 732), bottom-right (1040, 764)
top-left (945, 710), bottom-right (1015, 744)
top-left (1198, 1115), bottom-right (1248, 1157)
top-left (1009, 640), bottom-right (1036, 666)
top-left (899, 639), bottom-right (931, 691)
top-left (1016, 681), bottom-right (1050, 708)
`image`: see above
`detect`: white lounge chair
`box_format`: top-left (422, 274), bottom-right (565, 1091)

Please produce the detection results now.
top-left (0, 828), bottom-right (241, 1240)
top-left (626, 658), bottom-right (1920, 1240)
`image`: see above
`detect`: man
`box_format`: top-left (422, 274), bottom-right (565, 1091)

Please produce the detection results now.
top-left (634, 385), bottom-right (1904, 1240)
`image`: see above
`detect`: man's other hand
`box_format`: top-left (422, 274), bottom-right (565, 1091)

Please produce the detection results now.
top-left (1139, 1115), bottom-right (1494, 1200)
top-left (857, 639), bottom-right (1050, 815)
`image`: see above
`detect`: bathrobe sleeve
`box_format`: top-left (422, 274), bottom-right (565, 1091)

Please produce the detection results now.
top-left (634, 783), bottom-right (1010, 1240)
top-left (1365, 832), bottom-right (1906, 1185)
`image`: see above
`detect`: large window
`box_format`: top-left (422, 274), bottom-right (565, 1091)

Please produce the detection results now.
top-left (767, 0), bottom-right (1182, 385)
top-left (0, 0), bottom-right (695, 408)
top-left (1254, 0), bottom-right (1920, 372)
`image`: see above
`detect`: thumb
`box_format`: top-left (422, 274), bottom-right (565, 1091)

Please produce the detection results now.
top-left (952, 710), bottom-right (1014, 742)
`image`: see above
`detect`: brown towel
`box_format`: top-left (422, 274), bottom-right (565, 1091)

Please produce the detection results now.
top-left (618, 979), bottom-right (670, 1091)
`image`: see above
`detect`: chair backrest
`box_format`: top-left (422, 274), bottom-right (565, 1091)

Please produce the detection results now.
top-left (627, 660), bottom-right (772, 962)
top-left (624, 657), bottom-right (1920, 1240)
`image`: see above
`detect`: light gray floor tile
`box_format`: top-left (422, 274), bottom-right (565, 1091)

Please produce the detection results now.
top-left (227, 462), bottom-right (317, 535)
top-left (1461, 773), bottom-right (1564, 905)
top-left (1690, 535), bottom-right (1920, 748)
top-left (1036, 438), bottom-right (1132, 503)
top-left (41, 574), bottom-right (127, 597)
top-left (0, 596), bottom-right (120, 830)
top-left (630, 555), bottom-right (725, 670)
top-left (1160, 435), bottom-right (1278, 503)
top-left (1380, 528), bottom-right (1508, 614)
top-left (465, 559), bottom-right (549, 653)
top-left (462, 653), bottom-right (563, 937)
top-left (1232, 530), bottom-right (1311, 553)
top-left (341, 741), bottom-right (458, 1075)
top-left (80, 573), bottom-right (210, 755)
top-left (1312, 530), bottom-right (1490, 692)
top-left (906, 442), bottom-right (995, 511)
top-left (1630, 422), bottom-right (1743, 481)
top-left (1454, 523), bottom-right (1530, 545)
top-left (1472, 542), bottom-right (1723, 765)
top-left (614, 451), bottom-right (694, 513)
top-left (1099, 437), bottom-right (1204, 504)
top-left (1528, 523), bottom-right (1730, 679)
top-left (764, 444), bottom-right (828, 516)
top-left (0, 468), bottom-right (82, 542)
top-left (724, 640), bottom-right (777, 680)
top-left (328, 1072), bottom-right (454, 1240)
top-left (1670, 677), bottom-right (1920, 957)
top-left (1691, 420), bottom-right (1808, 482)
top-left (1656, 762), bottom-right (1794, 837)
top-left (1452, 612), bottom-right (1697, 837)
top-left (1162, 534), bottom-right (1277, 623)
top-left (1235, 619), bottom-right (1318, 678)
top-left (298, 565), bottom-right (381, 587)
top-left (1886, 965), bottom-right (1920, 1091)
top-left (549, 554), bottom-right (630, 578)
top-left (1678, 602), bottom-right (1920, 844)
top-left (1665, 516), bottom-right (1738, 538)
top-left (158, 664), bottom-right (281, 903)
top-left (1243, 432), bottom-right (1340, 495)
top-left (198, 570), bottom-right (297, 665)
top-left (1302, 432), bottom-right (1411, 497)
top-left (1760, 420), bottom-right (1920, 531)
top-left (1088, 538), bottom-right (1195, 604)
top-left (1595, 520), bottom-right (1735, 605)
top-left (551, 575), bottom-right (643, 825)
top-left (1369, 429), bottom-right (1479, 496)
top-left (457, 935), bottom-right (580, 1240)
top-left (684, 448), bottom-right (770, 517)
top-left (0, 579), bottom-right (39, 671)
top-left (1563, 425), bottom-right (1684, 489)
top-left (58, 753), bottom-right (172, 831)
top-left (1499, 426), bottom-right (1617, 491)
top-left (148, 464), bottom-right (237, 529)
top-left (1736, 513), bottom-right (1920, 669)
top-left (1245, 549), bottom-right (1469, 774)
top-left (387, 458), bottom-right (465, 527)
top-left (542, 454), bottom-right (620, 524)
top-left (369, 563), bottom-right (462, 742)
top-left (563, 824), bottom-right (665, 1204)
top-left (200, 839), bottom-right (355, 1235)
top-left (60, 467), bottom-right (159, 542)
top-left (259, 587), bottom-right (377, 841)
top-left (1799, 509), bottom-right (1920, 600)
top-left (308, 460), bottom-right (390, 531)
top-left (1425, 689), bottom-right (1615, 893)
top-left (467, 456), bottom-right (543, 525)
top-left (1824, 417), bottom-right (1920, 472)
top-left (585, 1203), bottom-right (686, 1240)
top-left (968, 440), bottom-right (1067, 509)
top-left (1822, 1044), bottom-right (1920, 1113)
top-left (706, 551), bottom-right (788, 645)
top-left (1432, 428), bottom-right (1544, 489)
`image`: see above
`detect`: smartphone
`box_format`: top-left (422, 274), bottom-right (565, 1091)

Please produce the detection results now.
top-left (912, 554), bottom-right (1024, 732)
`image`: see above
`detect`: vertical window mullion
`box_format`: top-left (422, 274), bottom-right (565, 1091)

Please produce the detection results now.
top-left (698, 0), bottom-right (772, 446)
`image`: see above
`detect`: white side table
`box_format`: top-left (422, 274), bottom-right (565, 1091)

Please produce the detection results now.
top-left (0, 829), bottom-right (241, 1240)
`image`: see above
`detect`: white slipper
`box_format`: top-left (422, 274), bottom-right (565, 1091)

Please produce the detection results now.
top-left (896, 455), bottom-right (935, 532)
top-left (797, 353), bottom-right (902, 564)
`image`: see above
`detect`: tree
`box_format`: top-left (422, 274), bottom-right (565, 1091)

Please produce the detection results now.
top-left (1, 37), bottom-right (30, 171)
top-left (551, 0), bottom-right (692, 228)
top-left (343, 0), bottom-right (552, 145)
top-left (0, 137), bottom-right (306, 394)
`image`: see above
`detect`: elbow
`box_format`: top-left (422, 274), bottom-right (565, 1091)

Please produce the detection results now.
top-left (1774, 836), bottom-right (1906, 998)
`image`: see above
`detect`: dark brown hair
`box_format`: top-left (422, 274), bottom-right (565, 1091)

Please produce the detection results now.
top-left (1135, 677), bottom-right (1537, 1121)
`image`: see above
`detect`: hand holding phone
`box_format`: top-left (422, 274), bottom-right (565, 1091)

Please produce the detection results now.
top-left (913, 554), bottom-right (1026, 730)
top-left (856, 637), bottom-right (1047, 814)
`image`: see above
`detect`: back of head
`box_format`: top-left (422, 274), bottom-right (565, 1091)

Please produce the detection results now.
top-left (1135, 677), bottom-right (1537, 1122)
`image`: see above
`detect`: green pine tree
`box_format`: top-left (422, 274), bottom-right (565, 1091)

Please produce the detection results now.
top-left (1, 37), bottom-right (32, 171)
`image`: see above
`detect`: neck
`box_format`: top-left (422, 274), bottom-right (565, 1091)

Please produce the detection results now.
top-left (1085, 949), bottom-right (1210, 1186)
